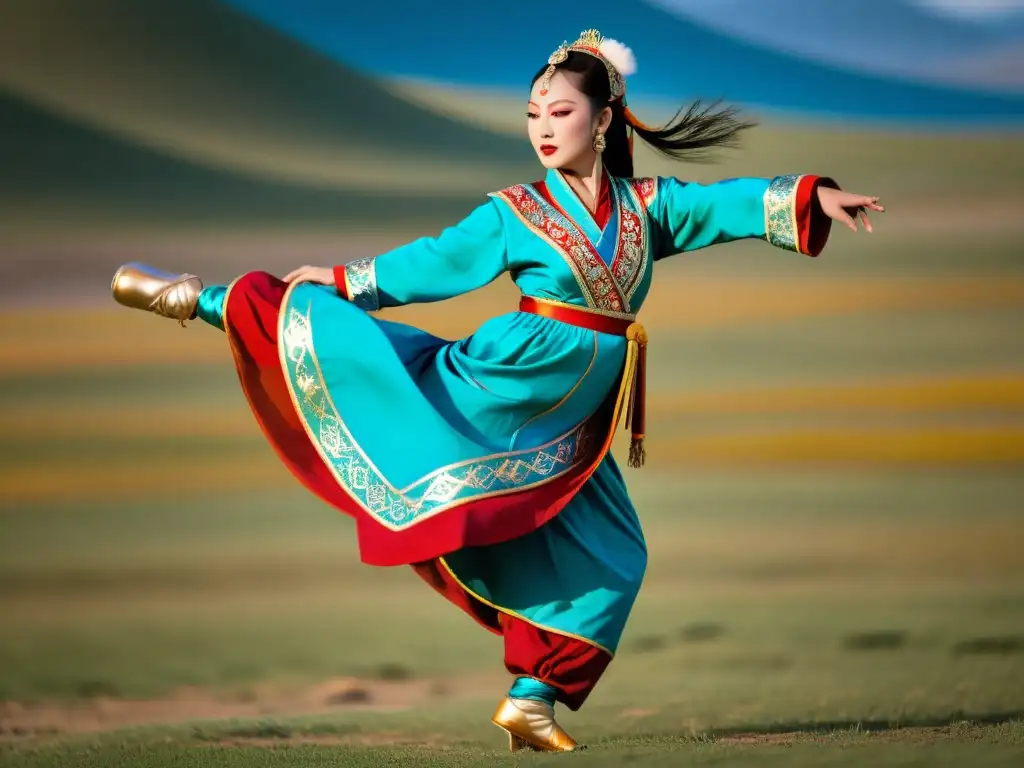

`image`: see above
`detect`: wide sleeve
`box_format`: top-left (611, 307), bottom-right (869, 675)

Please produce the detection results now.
top-left (332, 199), bottom-right (508, 310)
top-left (648, 174), bottom-right (839, 260)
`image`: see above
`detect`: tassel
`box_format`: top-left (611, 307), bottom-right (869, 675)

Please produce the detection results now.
top-left (625, 323), bottom-right (648, 468)
top-left (628, 435), bottom-right (645, 468)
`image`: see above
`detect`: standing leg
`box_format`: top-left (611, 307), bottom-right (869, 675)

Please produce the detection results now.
top-left (492, 615), bottom-right (612, 752)
top-left (502, 616), bottom-right (612, 711)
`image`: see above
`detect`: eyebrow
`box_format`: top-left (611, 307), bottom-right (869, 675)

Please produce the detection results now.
top-left (527, 99), bottom-right (577, 108)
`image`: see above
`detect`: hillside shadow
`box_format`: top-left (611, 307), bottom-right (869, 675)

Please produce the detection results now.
top-left (0, 0), bottom-right (535, 186)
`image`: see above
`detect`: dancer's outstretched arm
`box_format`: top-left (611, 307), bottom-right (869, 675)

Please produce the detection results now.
top-left (283, 200), bottom-right (508, 311)
top-left (646, 175), bottom-right (883, 261)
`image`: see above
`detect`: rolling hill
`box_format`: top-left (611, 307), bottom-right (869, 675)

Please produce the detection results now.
top-left (0, 0), bottom-right (1021, 239)
top-left (0, 0), bottom-right (535, 194)
top-left (0, 90), bottom-right (491, 231)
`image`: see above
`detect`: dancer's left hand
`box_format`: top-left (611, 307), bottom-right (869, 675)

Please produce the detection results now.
top-left (817, 187), bottom-right (885, 233)
top-left (283, 265), bottom-right (335, 285)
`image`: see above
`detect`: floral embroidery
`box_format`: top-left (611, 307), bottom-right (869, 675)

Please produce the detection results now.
top-left (609, 178), bottom-right (654, 305)
top-left (764, 175), bottom-right (801, 253)
top-left (493, 185), bottom-right (626, 312)
top-left (282, 299), bottom-right (594, 531)
top-left (344, 257), bottom-right (380, 311)
top-left (609, 202), bottom-right (646, 304)
top-left (630, 177), bottom-right (657, 207)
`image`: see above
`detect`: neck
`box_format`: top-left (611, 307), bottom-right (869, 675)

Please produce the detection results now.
top-left (558, 156), bottom-right (603, 209)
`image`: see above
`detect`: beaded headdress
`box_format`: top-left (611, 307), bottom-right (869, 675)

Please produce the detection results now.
top-left (539, 28), bottom-right (637, 101)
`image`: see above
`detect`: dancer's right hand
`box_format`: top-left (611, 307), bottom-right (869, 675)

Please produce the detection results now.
top-left (283, 266), bottom-right (335, 285)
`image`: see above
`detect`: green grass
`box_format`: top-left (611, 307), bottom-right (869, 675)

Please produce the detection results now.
top-left (2, 470), bottom-right (1022, 713)
top-left (3, 720), bottom-right (1023, 767)
top-left (2, 197), bottom-right (1023, 766)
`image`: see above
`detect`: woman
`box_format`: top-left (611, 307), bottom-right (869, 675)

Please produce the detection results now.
top-left (111, 29), bottom-right (882, 752)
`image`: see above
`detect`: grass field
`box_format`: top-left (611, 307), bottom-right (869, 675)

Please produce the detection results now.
top-left (2, 118), bottom-right (1024, 765)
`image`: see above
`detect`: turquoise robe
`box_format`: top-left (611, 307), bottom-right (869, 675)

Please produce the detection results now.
top-left (222, 169), bottom-right (828, 660)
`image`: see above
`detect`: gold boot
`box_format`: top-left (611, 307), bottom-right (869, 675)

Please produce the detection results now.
top-left (111, 262), bottom-right (203, 324)
top-left (492, 697), bottom-right (579, 753)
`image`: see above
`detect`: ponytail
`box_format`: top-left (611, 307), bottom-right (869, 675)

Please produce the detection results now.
top-left (601, 99), bottom-right (755, 179)
top-left (626, 100), bottom-right (756, 164)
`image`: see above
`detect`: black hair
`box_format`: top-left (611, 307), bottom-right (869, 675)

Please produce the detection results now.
top-left (531, 51), bottom-right (755, 177)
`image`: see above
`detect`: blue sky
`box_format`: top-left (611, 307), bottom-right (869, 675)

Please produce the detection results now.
top-left (219, 0), bottom-right (1024, 123)
top-left (914, 0), bottom-right (1024, 17)
top-left (648, 0), bottom-right (1024, 91)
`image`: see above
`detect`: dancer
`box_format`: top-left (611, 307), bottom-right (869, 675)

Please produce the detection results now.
top-left (111, 29), bottom-right (882, 752)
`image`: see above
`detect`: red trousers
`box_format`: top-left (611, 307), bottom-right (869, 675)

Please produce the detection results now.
top-left (412, 559), bottom-right (611, 711)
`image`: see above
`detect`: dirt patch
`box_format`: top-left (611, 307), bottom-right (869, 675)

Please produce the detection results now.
top-left (618, 708), bottom-right (659, 720)
top-left (718, 732), bottom-right (798, 746)
top-left (205, 732), bottom-right (457, 749)
top-left (0, 673), bottom-right (502, 741)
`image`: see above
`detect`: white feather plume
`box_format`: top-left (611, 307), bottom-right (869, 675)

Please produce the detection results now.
top-left (598, 38), bottom-right (637, 77)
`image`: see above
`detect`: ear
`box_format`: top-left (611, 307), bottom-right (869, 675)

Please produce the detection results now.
top-left (597, 106), bottom-right (613, 133)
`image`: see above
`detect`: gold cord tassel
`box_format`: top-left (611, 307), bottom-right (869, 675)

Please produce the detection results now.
top-left (624, 323), bottom-right (648, 468)
top-left (628, 435), bottom-right (645, 469)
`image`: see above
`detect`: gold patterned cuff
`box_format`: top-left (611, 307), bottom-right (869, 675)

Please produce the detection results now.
top-left (343, 257), bottom-right (380, 311)
top-left (763, 174), bottom-right (803, 253)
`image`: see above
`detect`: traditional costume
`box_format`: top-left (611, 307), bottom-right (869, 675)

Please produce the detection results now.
top-left (111, 29), bottom-right (835, 752)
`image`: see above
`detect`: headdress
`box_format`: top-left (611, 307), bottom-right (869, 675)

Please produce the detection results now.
top-left (539, 29), bottom-right (653, 155)
top-left (539, 29), bottom-right (637, 101)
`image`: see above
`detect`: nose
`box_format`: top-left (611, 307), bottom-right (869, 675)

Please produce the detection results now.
top-left (539, 113), bottom-right (554, 139)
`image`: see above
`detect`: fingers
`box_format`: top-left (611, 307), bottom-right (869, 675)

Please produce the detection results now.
top-left (859, 209), bottom-right (873, 233)
top-left (283, 266), bottom-right (335, 285)
top-left (854, 196), bottom-right (881, 233)
top-left (862, 195), bottom-right (885, 213)
top-left (849, 194), bottom-right (884, 212)
top-left (826, 190), bottom-right (884, 235)
top-left (283, 266), bottom-right (311, 283)
top-left (836, 207), bottom-right (858, 233)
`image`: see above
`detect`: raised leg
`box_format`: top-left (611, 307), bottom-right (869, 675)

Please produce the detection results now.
top-left (110, 262), bottom-right (204, 324)
top-left (194, 285), bottom-right (228, 330)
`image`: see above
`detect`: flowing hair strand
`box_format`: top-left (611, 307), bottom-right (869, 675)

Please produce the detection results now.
top-left (629, 99), bottom-right (757, 164)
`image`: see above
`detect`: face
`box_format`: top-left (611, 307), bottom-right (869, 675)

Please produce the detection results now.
top-left (527, 70), bottom-right (610, 172)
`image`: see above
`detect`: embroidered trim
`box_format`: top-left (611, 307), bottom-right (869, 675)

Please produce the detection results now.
top-left (611, 178), bottom-right (650, 303)
top-left (281, 296), bottom-right (594, 531)
top-left (629, 177), bottom-right (658, 208)
top-left (491, 185), bottom-right (626, 312)
top-left (764, 174), bottom-right (802, 253)
top-left (343, 257), bottom-right (380, 311)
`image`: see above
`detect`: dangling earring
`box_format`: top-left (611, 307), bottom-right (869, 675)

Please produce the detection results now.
top-left (593, 132), bottom-right (606, 153)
